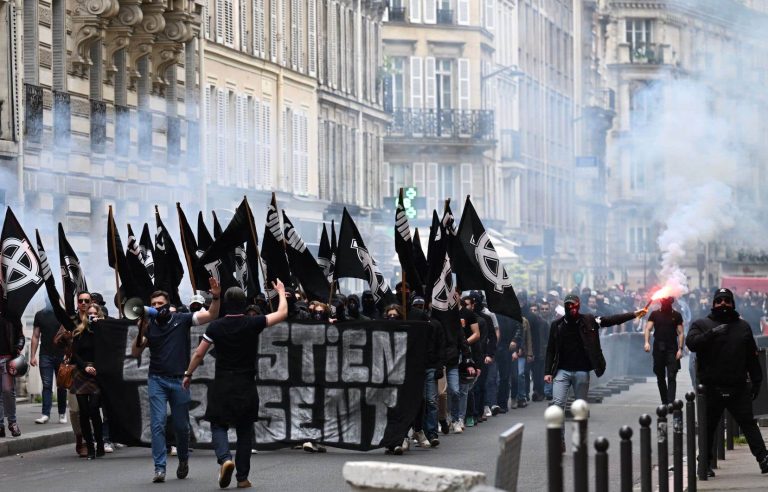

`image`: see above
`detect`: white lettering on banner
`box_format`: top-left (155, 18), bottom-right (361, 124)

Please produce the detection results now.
top-left (325, 325), bottom-right (339, 382)
top-left (289, 387), bottom-right (322, 441)
top-left (258, 323), bottom-right (290, 380)
top-left (323, 388), bottom-right (361, 444)
top-left (291, 324), bottom-right (326, 383)
top-left (254, 385), bottom-right (287, 442)
top-left (341, 329), bottom-right (369, 383)
top-left (366, 387), bottom-right (399, 446)
top-left (371, 331), bottom-right (407, 384)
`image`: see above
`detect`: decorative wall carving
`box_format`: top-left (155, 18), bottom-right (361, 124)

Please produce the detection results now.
top-left (70, 0), bottom-right (120, 76)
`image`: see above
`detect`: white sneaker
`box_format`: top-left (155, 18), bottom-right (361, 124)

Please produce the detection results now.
top-left (169, 446), bottom-right (177, 456)
top-left (451, 421), bottom-right (464, 434)
top-left (483, 406), bottom-right (493, 418)
top-left (401, 437), bottom-right (410, 452)
top-left (59, 414), bottom-right (67, 424)
top-left (459, 418), bottom-right (466, 430)
top-left (35, 415), bottom-right (49, 424)
top-left (414, 430), bottom-right (431, 448)
top-left (104, 442), bottom-right (114, 453)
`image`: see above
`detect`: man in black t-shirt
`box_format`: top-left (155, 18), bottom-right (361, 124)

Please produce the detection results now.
top-left (183, 280), bottom-right (287, 489)
top-left (644, 297), bottom-right (684, 404)
top-left (30, 305), bottom-right (68, 424)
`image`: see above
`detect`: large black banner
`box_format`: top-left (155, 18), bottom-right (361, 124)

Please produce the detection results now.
top-left (93, 318), bottom-right (427, 451)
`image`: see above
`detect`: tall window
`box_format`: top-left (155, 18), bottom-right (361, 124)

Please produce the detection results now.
top-left (630, 82), bottom-right (658, 128)
top-left (626, 19), bottom-right (652, 53)
top-left (627, 226), bottom-right (651, 254)
top-left (628, 155), bottom-right (645, 191)
top-left (436, 58), bottom-right (452, 109)
top-left (390, 57), bottom-right (406, 109)
top-left (389, 163), bottom-right (411, 197)
top-left (438, 165), bottom-right (456, 202)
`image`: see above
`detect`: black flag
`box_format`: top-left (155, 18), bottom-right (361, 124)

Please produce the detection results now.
top-left (138, 224), bottom-right (156, 284)
top-left (317, 223), bottom-right (333, 282)
top-left (282, 211), bottom-right (330, 302)
top-left (154, 208), bottom-right (184, 305)
top-left (455, 196), bottom-right (521, 322)
top-left (126, 225), bottom-right (156, 303)
top-left (0, 208), bottom-right (43, 321)
top-left (330, 220), bottom-right (337, 282)
top-left (197, 212), bottom-right (214, 253)
top-left (108, 206), bottom-right (141, 305)
top-left (177, 204), bottom-right (210, 292)
top-left (394, 189), bottom-right (424, 296)
top-left (413, 227), bottom-right (429, 284)
top-left (199, 198), bottom-right (260, 297)
top-left (335, 208), bottom-right (395, 309)
top-left (58, 222), bottom-right (88, 316)
top-left (261, 194), bottom-right (293, 298)
top-left (35, 231), bottom-right (75, 331)
top-left (425, 211), bottom-right (461, 342)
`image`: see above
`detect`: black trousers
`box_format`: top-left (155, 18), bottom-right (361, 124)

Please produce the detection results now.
top-left (653, 350), bottom-right (679, 404)
top-left (705, 385), bottom-right (767, 462)
top-left (76, 393), bottom-right (103, 448)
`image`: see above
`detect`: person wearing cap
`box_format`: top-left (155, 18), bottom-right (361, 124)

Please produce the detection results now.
top-left (544, 294), bottom-right (647, 450)
top-left (644, 297), bottom-right (684, 405)
top-left (90, 292), bottom-right (109, 317)
top-left (188, 294), bottom-right (207, 313)
top-left (686, 288), bottom-right (768, 476)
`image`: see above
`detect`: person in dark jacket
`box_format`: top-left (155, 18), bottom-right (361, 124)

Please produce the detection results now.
top-left (468, 291), bottom-right (497, 423)
top-left (545, 294), bottom-right (646, 449)
top-left (0, 311), bottom-right (25, 438)
top-left (686, 288), bottom-right (768, 476)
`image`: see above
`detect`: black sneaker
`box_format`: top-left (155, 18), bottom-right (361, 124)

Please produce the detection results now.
top-left (759, 454), bottom-right (768, 474)
top-left (491, 405), bottom-right (501, 416)
top-left (0, 426), bottom-right (5, 438)
top-left (439, 419), bottom-right (450, 435)
top-left (152, 471), bottom-right (166, 483)
top-left (8, 422), bottom-right (20, 437)
top-left (177, 460), bottom-right (189, 479)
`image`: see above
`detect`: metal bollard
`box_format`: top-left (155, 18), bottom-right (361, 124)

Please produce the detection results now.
top-left (657, 405), bottom-right (669, 492)
top-left (685, 392), bottom-right (697, 492)
top-left (545, 405), bottom-right (564, 492)
top-left (696, 384), bottom-right (708, 481)
top-left (595, 437), bottom-right (609, 492)
top-left (726, 411), bottom-right (735, 450)
top-left (672, 400), bottom-right (684, 492)
top-left (639, 413), bottom-right (653, 492)
top-left (572, 399), bottom-right (590, 492)
top-left (619, 426), bottom-right (633, 492)
top-left (716, 413), bottom-right (725, 460)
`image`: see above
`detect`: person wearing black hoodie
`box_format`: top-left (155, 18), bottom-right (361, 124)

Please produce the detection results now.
top-left (644, 297), bottom-right (684, 405)
top-left (686, 288), bottom-right (768, 476)
top-left (361, 290), bottom-right (380, 319)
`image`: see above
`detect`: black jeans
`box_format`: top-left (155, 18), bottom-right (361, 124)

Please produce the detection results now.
top-left (76, 393), bottom-right (103, 448)
top-left (653, 351), bottom-right (679, 404)
top-left (704, 385), bottom-right (767, 463)
top-left (496, 347), bottom-right (511, 410)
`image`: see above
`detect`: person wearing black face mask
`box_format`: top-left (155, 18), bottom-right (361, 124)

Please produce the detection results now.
top-left (345, 295), bottom-right (369, 321)
top-left (310, 302), bottom-right (330, 322)
top-left (545, 294), bottom-right (647, 452)
top-left (686, 288), bottom-right (768, 477)
top-left (644, 297), bottom-right (684, 405)
top-left (361, 290), bottom-right (380, 319)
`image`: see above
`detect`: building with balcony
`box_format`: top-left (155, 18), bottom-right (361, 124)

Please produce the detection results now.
top-left (594, 0), bottom-right (768, 289)
top-left (3, 0), bottom-right (202, 293)
top-left (382, 0), bottom-right (498, 227)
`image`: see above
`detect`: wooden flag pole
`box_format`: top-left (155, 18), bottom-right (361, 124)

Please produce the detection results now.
top-left (244, 196), bottom-right (274, 313)
top-left (108, 206), bottom-right (123, 319)
top-left (176, 203), bottom-right (197, 292)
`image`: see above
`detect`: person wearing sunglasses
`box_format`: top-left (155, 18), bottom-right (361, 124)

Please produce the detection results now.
top-left (686, 288), bottom-right (768, 477)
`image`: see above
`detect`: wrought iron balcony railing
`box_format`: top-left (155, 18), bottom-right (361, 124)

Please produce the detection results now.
top-left (629, 42), bottom-right (664, 64)
top-left (24, 84), bottom-right (43, 144)
top-left (90, 100), bottom-right (107, 154)
top-left (387, 108), bottom-right (495, 141)
top-left (437, 8), bottom-right (454, 25)
top-left (389, 7), bottom-right (406, 22)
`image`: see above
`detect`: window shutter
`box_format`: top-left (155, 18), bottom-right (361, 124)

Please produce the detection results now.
top-left (329, 2), bottom-right (337, 89)
top-left (301, 112), bottom-right (309, 195)
top-left (381, 161), bottom-right (390, 204)
top-left (424, 57), bottom-right (436, 108)
top-left (283, 108), bottom-right (291, 190)
top-left (262, 102), bottom-right (272, 186)
top-left (270, 0), bottom-right (277, 61)
top-left (216, 0), bottom-right (225, 43)
top-left (414, 162), bottom-right (425, 197)
top-left (253, 0), bottom-right (264, 57)
top-left (282, 0), bottom-right (288, 65)
top-left (340, 8), bottom-right (347, 93)
top-left (298, 0), bottom-right (306, 73)
top-left (423, 0), bottom-right (435, 24)
top-left (291, 0), bottom-right (299, 70)
top-left (485, 0), bottom-right (495, 30)
top-left (460, 163), bottom-right (472, 201)
top-left (409, 0), bottom-right (421, 23)
top-left (240, 0), bottom-right (248, 51)
top-left (216, 88), bottom-right (228, 185)
top-left (457, 0), bottom-right (469, 25)
top-left (253, 98), bottom-right (261, 188)
top-left (308, 0), bottom-right (316, 75)
top-left (427, 163), bottom-right (438, 212)
top-left (225, 0), bottom-right (234, 46)
top-left (204, 85), bottom-right (213, 182)
top-left (204, 0), bottom-right (211, 40)
top-left (236, 94), bottom-right (247, 185)
top-left (292, 110), bottom-right (301, 192)
top-left (410, 56), bottom-right (423, 108)
top-left (458, 58), bottom-right (470, 110)
top-left (318, 119), bottom-right (327, 199)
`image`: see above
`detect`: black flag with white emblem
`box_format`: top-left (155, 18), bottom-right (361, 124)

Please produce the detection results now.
top-left (35, 230), bottom-right (75, 331)
top-left (0, 208), bottom-right (43, 321)
top-left (425, 211), bottom-right (461, 348)
top-left (282, 211), bottom-right (330, 302)
top-left (261, 194), bottom-right (293, 298)
top-left (335, 208), bottom-right (395, 310)
top-left (395, 189), bottom-right (424, 297)
top-left (317, 223), bottom-right (333, 282)
top-left (58, 222), bottom-right (88, 316)
top-left (455, 196), bottom-right (521, 322)
top-left (412, 227), bottom-right (429, 285)
top-left (139, 224), bottom-right (156, 283)
top-left (126, 225), bottom-right (155, 303)
top-left (176, 204), bottom-right (210, 291)
top-left (154, 208), bottom-right (184, 305)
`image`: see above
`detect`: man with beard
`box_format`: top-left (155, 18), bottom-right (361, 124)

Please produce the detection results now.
top-left (183, 281), bottom-right (287, 488)
top-left (133, 277), bottom-right (221, 483)
top-left (686, 288), bottom-right (768, 477)
top-left (545, 294), bottom-right (646, 450)
top-left (644, 297), bottom-right (684, 405)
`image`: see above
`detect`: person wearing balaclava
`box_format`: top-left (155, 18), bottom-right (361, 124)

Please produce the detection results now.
top-left (686, 288), bottom-right (768, 477)
top-left (132, 277), bottom-right (221, 484)
top-left (643, 297), bottom-right (684, 406)
top-left (544, 294), bottom-right (647, 452)
top-left (345, 295), bottom-right (369, 321)
top-left (361, 290), bottom-right (380, 319)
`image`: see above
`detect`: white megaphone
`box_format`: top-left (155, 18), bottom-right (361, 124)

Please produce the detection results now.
top-left (123, 297), bottom-right (158, 321)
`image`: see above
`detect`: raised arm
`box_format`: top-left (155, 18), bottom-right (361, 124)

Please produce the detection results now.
top-left (193, 276), bottom-right (222, 325)
top-left (265, 279), bottom-right (288, 326)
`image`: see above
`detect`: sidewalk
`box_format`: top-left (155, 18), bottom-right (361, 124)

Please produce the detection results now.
top-left (0, 400), bottom-right (74, 458)
top-left (695, 425), bottom-right (768, 491)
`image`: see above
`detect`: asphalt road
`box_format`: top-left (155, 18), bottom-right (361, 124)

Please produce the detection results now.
top-left (0, 374), bottom-right (690, 492)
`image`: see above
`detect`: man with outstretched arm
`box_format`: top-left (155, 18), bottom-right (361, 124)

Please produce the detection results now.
top-left (183, 279), bottom-right (288, 489)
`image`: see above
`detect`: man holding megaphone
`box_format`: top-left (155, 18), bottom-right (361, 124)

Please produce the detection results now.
top-left (131, 276), bottom-right (221, 484)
